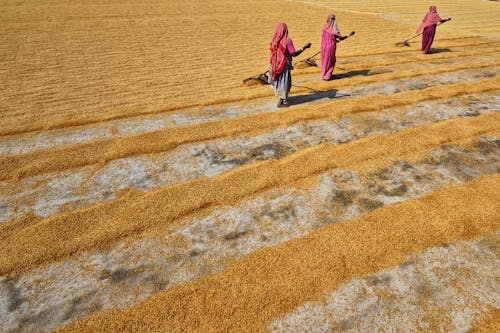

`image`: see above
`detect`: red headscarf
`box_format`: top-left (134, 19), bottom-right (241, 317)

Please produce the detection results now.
top-left (323, 14), bottom-right (340, 35)
top-left (270, 22), bottom-right (289, 80)
top-left (416, 5), bottom-right (442, 33)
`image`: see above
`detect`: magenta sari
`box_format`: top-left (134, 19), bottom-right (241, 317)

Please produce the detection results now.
top-left (321, 14), bottom-right (340, 81)
top-left (421, 24), bottom-right (436, 53)
top-left (321, 30), bottom-right (336, 80)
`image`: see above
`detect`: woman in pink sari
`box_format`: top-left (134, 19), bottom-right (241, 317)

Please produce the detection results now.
top-left (269, 22), bottom-right (310, 107)
top-left (321, 14), bottom-right (343, 81)
top-left (417, 6), bottom-right (451, 54)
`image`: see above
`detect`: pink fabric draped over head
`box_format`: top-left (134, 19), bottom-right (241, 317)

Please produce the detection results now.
top-left (416, 5), bottom-right (442, 33)
top-left (270, 22), bottom-right (290, 80)
top-left (323, 14), bottom-right (340, 35)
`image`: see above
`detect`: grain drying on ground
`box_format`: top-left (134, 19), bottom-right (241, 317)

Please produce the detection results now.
top-left (0, 0), bottom-right (499, 332)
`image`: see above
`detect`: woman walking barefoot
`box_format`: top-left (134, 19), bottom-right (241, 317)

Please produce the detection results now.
top-left (269, 22), bottom-right (310, 107)
top-left (320, 14), bottom-right (342, 81)
top-left (417, 6), bottom-right (451, 54)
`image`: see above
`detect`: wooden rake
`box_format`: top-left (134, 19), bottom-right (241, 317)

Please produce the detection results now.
top-left (395, 19), bottom-right (451, 47)
top-left (242, 70), bottom-right (269, 85)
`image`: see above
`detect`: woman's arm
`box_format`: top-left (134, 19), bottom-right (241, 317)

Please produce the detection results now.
top-left (440, 17), bottom-right (452, 23)
top-left (291, 43), bottom-right (311, 57)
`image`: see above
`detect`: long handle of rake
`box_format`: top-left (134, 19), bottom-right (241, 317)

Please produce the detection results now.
top-left (404, 30), bottom-right (425, 43)
top-left (402, 19), bottom-right (450, 43)
top-left (306, 51), bottom-right (320, 61)
top-left (303, 31), bottom-right (354, 64)
top-left (297, 31), bottom-right (355, 68)
top-left (292, 47), bottom-right (315, 67)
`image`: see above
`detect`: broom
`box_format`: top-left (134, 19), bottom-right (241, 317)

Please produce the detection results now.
top-left (242, 70), bottom-right (269, 85)
top-left (395, 18), bottom-right (451, 47)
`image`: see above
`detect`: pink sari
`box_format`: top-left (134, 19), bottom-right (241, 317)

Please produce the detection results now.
top-left (321, 14), bottom-right (340, 81)
top-left (418, 6), bottom-right (442, 54)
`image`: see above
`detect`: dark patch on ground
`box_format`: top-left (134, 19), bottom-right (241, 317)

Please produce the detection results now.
top-left (472, 71), bottom-right (495, 79)
top-left (366, 274), bottom-right (392, 286)
top-left (194, 146), bottom-right (244, 166)
top-left (62, 290), bottom-right (102, 322)
top-left (144, 272), bottom-right (170, 293)
top-left (415, 282), bottom-right (437, 299)
top-left (367, 180), bottom-right (409, 197)
top-left (402, 80), bottom-right (430, 91)
top-left (380, 184), bottom-right (408, 197)
top-left (373, 167), bottom-right (392, 181)
top-left (329, 189), bottom-right (357, 207)
top-left (3, 277), bottom-right (27, 312)
top-left (17, 308), bottom-right (53, 333)
top-left (429, 149), bottom-right (479, 181)
top-left (189, 248), bottom-right (203, 257)
top-left (100, 267), bottom-right (140, 284)
top-left (134, 174), bottom-right (153, 191)
top-left (224, 230), bottom-right (247, 241)
top-left (359, 197), bottom-right (384, 211)
top-left (318, 212), bottom-right (337, 225)
top-left (400, 161), bottom-right (415, 171)
top-left (473, 138), bottom-right (500, 155)
top-left (101, 190), bottom-right (114, 200)
top-left (203, 228), bottom-right (218, 241)
top-left (414, 173), bottom-right (434, 183)
top-left (249, 143), bottom-right (284, 160)
top-left (401, 259), bottom-right (416, 267)
top-left (262, 203), bottom-right (298, 221)
top-left (195, 143), bottom-right (286, 168)
top-left (194, 146), bottom-right (226, 162)
top-left (460, 109), bottom-right (481, 117)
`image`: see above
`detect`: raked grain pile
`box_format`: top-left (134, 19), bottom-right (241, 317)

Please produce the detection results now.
top-left (0, 0), bottom-right (499, 332)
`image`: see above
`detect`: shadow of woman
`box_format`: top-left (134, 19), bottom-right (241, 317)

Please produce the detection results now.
top-left (288, 86), bottom-right (351, 106)
top-left (427, 48), bottom-right (452, 54)
top-left (330, 69), bottom-right (373, 80)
